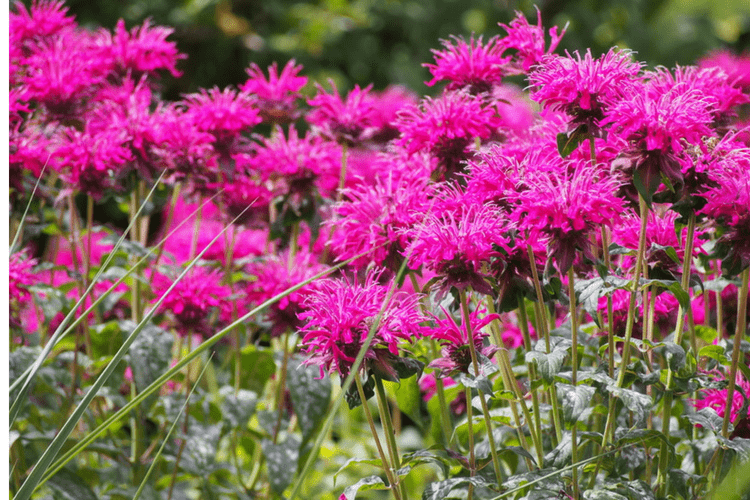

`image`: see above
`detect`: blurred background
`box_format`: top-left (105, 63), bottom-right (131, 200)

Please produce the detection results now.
top-left (51, 0), bottom-right (750, 99)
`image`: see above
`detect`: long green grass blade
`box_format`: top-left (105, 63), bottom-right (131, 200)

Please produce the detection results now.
top-left (9, 172), bottom-right (171, 426)
top-left (13, 199), bottom-right (243, 500)
top-left (132, 355), bottom-right (213, 500)
top-left (34, 244), bottom-right (385, 492)
top-left (10, 160), bottom-right (48, 253)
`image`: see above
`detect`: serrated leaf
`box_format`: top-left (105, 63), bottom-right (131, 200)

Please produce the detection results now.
top-left (402, 449), bottom-right (451, 478)
top-left (181, 424), bottom-right (222, 476)
top-left (526, 338), bottom-right (571, 384)
top-left (686, 407), bottom-right (725, 434)
top-left (558, 384), bottom-right (595, 423)
top-left (660, 342), bottom-right (686, 371)
top-left (421, 477), bottom-right (490, 500)
top-left (340, 475), bottom-right (387, 500)
top-left (695, 325), bottom-right (719, 344)
top-left (607, 385), bottom-right (652, 423)
top-left (287, 356), bottom-right (331, 440)
top-left (262, 435), bottom-right (301, 495)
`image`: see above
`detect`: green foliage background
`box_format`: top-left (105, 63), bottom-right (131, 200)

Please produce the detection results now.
top-left (62, 0), bottom-right (750, 98)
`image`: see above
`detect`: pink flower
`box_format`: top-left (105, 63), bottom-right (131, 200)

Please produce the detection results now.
top-left (298, 270), bottom-right (423, 379)
top-left (405, 198), bottom-right (510, 296)
top-left (155, 104), bottom-right (218, 182)
top-left (511, 160), bottom-right (623, 274)
top-left (367, 86), bottom-right (419, 143)
top-left (698, 50), bottom-right (750, 93)
top-left (183, 87), bottom-right (261, 152)
top-left (424, 35), bottom-right (508, 93)
top-left (97, 18), bottom-right (185, 78)
top-left (427, 304), bottom-right (499, 376)
top-left (209, 173), bottom-right (275, 228)
top-left (152, 266), bottom-right (232, 337)
top-left (10, 252), bottom-right (38, 328)
top-left (329, 169), bottom-right (433, 271)
top-left (692, 374), bottom-right (750, 425)
top-left (529, 48), bottom-right (643, 132)
top-left (22, 31), bottom-right (111, 119)
top-left (10, 0), bottom-right (76, 44)
top-left (241, 59), bottom-right (307, 124)
top-left (245, 248), bottom-right (328, 337)
top-left (306, 81), bottom-right (379, 145)
top-left (497, 8), bottom-right (566, 75)
top-left (396, 89), bottom-right (498, 178)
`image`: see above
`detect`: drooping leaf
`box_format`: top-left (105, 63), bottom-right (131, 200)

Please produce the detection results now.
top-left (340, 475), bottom-right (387, 500)
top-left (526, 338), bottom-right (571, 384)
top-left (180, 424), bottom-right (222, 476)
top-left (606, 385), bottom-right (652, 423)
top-left (698, 345), bottom-right (730, 365)
top-left (345, 374), bottom-right (375, 410)
top-left (557, 383), bottom-right (595, 423)
top-left (421, 476), bottom-right (491, 500)
top-left (287, 355), bottom-right (331, 440)
top-left (126, 321), bottom-right (173, 411)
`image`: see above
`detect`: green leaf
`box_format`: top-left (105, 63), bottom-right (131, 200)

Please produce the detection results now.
top-left (334, 457), bottom-right (384, 486)
top-left (47, 468), bottom-right (98, 500)
top-left (180, 424), bottom-right (222, 476)
top-left (392, 356), bottom-right (425, 381)
top-left (385, 375), bottom-right (425, 431)
top-left (220, 387), bottom-right (258, 430)
top-left (633, 161), bottom-right (662, 208)
top-left (235, 345), bottom-right (276, 394)
top-left (686, 407), bottom-right (725, 434)
top-left (127, 321), bottom-right (173, 411)
top-left (345, 374), bottom-right (374, 409)
top-left (660, 342), bottom-right (686, 371)
top-left (287, 355), bottom-right (331, 440)
top-left (695, 325), bottom-right (719, 344)
top-left (340, 475), bottom-right (387, 500)
top-left (556, 126), bottom-right (588, 158)
top-left (606, 385), bottom-right (652, 423)
top-left (698, 344), bottom-right (731, 365)
top-left (262, 435), bottom-right (301, 495)
top-left (422, 477), bottom-right (490, 500)
top-left (650, 243), bottom-right (681, 265)
top-left (526, 338), bottom-right (571, 384)
top-left (557, 383), bottom-right (595, 423)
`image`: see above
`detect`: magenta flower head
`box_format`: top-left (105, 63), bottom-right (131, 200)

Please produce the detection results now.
top-left (512, 160), bottom-right (624, 274)
top-left (208, 172), bottom-right (274, 228)
top-left (648, 65), bottom-right (748, 128)
top-left (427, 304), bottom-right (499, 377)
top-left (529, 48), bottom-right (643, 133)
top-left (183, 86), bottom-right (261, 154)
top-left (155, 104), bottom-right (217, 182)
top-left (10, 0), bottom-right (76, 45)
top-left (298, 269), bottom-right (424, 380)
top-left (692, 373), bottom-right (750, 426)
top-left (307, 80), bottom-right (378, 146)
top-left (424, 35), bottom-right (508, 93)
top-left (405, 197), bottom-right (510, 296)
top-left (10, 251), bottom-right (38, 328)
top-left (700, 157), bottom-right (750, 275)
top-left (367, 85), bottom-right (419, 144)
top-left (396, 89), bottom-right (498, 179)
top-left (329, 169), bottom-right (433, 271)
top-left (52, 127), bottom-right (133, 198)
top-left (497, 8), bottom-right (566, 75)
top-left (241, 59), bottom-right (307, 124)
top-left (152, 266), bottom-right (232, 337)
top-left (606, 81), bottom-right (714, 204)
top-left (698, 49), bottom-right (750, 93)
top-left (22, 31), bottom-right (111, 120)
top-left (246, 248), bottom-right (327, 337)
top-left (97, 18), bottom-right (185, 79)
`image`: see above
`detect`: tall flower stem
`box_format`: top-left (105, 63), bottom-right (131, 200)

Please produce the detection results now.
top-left (601, 227), bottom-right (616, 378)
top-left (355, 374), bottom-right (401, 500)
top-left (601, 194), bottom-right (649, 446)
top-left (374, 377), bottom-right (408, 500)
top-left (486, 296), bottom-right (541, 468)
top-left (272, 332), bottom-right (291, 444)
top-left (515, 297), bottom-right (544, 455)
top-left (458, 289), bottom-right (503, 484)
top-left (720, 268), bottom-right (749, 439)
top-left (566, 267), bottom-right (580, 499)
top-left (465, 384), bottom-right (476, 500)
top-left (410, 273), bottom-right (453, 445)
top-left (526, 242), bottom-right (564, 445)
top-left (657, 212), bottom-right (697, 493)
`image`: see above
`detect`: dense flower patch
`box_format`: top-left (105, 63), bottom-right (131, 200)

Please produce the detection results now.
top-left (8, 2), bottom-right (750, 499)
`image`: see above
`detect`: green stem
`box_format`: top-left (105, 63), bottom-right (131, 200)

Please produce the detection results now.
top-left (567, 267), bottom-right (580, 498)
top-left (459, 290), bottom-right (503, 484)
top-left (355, 375), bottom-right (401, 500)
top-left (375, 377), bottom-right (408, 500)
top-left (465, 384), bottom-right (476, 500)
top-left (515, 297), bottom-right (544, 457)
top-left (720, 268), bottom-right (749, 438)
top-left (273, 333), bottom-right (291, 444)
